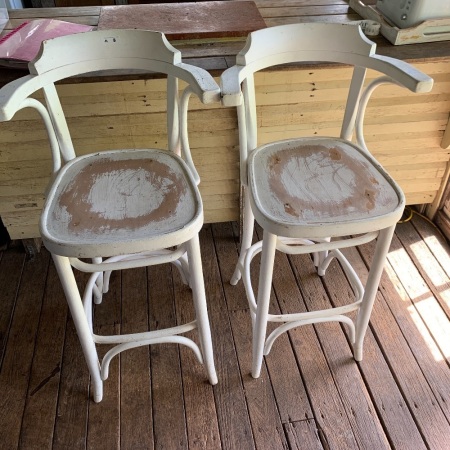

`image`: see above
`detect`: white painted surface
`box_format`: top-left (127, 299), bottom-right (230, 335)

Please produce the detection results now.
top-left (0, 29), bottom-right (220, 401)
top-left (221, 22), bottom-right (432, 378)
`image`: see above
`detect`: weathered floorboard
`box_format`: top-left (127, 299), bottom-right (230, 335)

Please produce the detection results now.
top-left (0, 251), bottom-right (50, 450)
top-left (0, 216), bottom-right (450, 449)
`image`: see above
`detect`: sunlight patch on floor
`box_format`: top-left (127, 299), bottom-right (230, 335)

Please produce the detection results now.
top-left (408, 240), bottom-right (450, 310)
top-left (384, 254), bottom-right (415, 302)
top-left (387, 247), bottom-right (429, 299)
top-left (424, 235), bottom-right (450, 278)
top-left (385, 245), bottom-right (450, 362)
top-left (407, 301), bottom-right (447, 362)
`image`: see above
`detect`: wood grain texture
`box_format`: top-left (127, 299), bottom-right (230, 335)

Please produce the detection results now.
top-left (412, 212), bottom-right (450, 279)
top-left (261, 243), bottom-right (360, 449)
top-left (287, 255), bottom-right (390, 450)
top-left (355, 239), bottom-right (450, 445)
top-left (52, 272), bottom-right (91, 450)
top-left (0, 251), bottom-right (50, 449)
top-left (173, 266), bottom-right (221, 450)
top-left (284, 420), bottom-right (325, 450)
top-left (87, 269), bottom-right (121, 450)
top-left (395, 220), bottom-right (450, 321)
top-left (0, 220), bottom-right (449, 449)
top-left (229, 309), bottom-right (289, 449)
top-left (0, 248), bottom-right (25, 364)
top-left (257, 220), bottom-right (388, 449)
top-left (18, 262), bottom-right (67, 450)
top-left (212, 221), bottom-right (308, 432)
top-left (319, 246), bottom-right (428, 450)
top-left (98, 2), bottom-right (266, 40)
top-left (149, 264), bottom-right (188, 449)
top-left (386, 230), bottom-right (450, 365)
top-left (199, 226), bottom-right (256, 450)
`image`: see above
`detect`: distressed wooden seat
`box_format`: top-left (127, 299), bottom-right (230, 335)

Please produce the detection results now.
top-left (42, 149), bottom-right (203, 257)
top-left (0, 29), bottom-right (220, 402)
top-left (248, 137), bottom-right (402, 236)
top-left (220, 23), bottom-right (433, 378)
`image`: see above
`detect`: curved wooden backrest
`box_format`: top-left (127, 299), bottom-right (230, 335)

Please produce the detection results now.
top-left (236, 23), bottom-right (375, 72)
top-left (25, 29), bottom-right (219, 103)
top-left (30, 29), bottom-right (181, 76)
top-left (221, 23), bottom-right (432, 108)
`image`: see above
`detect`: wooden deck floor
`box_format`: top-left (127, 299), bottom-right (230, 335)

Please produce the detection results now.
top-left (1, 215), bottom-right (450, 449)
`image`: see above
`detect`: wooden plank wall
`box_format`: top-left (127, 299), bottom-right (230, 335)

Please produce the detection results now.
top-left (0, 60), bottom-right (449, 239)
top-left (255, 61), bottom-right (450, 207)
top-left (0, 79), bottom-right (240, 239)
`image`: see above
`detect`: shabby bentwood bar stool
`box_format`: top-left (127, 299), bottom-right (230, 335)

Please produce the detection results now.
top-left (0, 29), bottom-right (220, 402)
top-left (220, 23), bottom-right (433, 378)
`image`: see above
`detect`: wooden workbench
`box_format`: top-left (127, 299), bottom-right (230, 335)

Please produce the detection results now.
top-left (0, 1), bottom-right (449, 240)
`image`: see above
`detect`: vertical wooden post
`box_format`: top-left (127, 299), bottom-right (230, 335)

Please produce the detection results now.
top-left (425, 113), bottom-right (450, 219)
top-left (441, 112), bottom-right (450, 150)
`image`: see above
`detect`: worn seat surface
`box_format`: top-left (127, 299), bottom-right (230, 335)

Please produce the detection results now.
top-left (42, 149), bottom-right (202, 258)
top-left (249, 137), bottom-right (403, 238)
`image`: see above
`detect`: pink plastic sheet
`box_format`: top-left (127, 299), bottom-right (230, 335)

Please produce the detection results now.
top-left (0, 19), bottom-right (93, 66)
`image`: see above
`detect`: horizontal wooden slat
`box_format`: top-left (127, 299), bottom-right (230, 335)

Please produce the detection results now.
top-left (259, 5), bottom-right (350, 18)
top-left (8, 6), bottom-right (101, 19)
top-left (384, 164), bottom-right (447, 180)
top-left (264, 14), bottom-right (361, 26)
top-left (255, 0), bottom-right (348, 7)
top-left (0, 194), bottom-right (45, 213)
top-left (253, 64), bottom-right (450, 89)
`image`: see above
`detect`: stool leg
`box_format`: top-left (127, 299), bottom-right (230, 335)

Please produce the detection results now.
top-left (252, 230), bottom-right (277, 378)
top-left (187, 235), bottom-right (218, 385)
top-left (231, 188), bottom-right (255, 285)
top-left (354, 225), bottom-right (396, 361)
top-left (52, 254), bottom-right (103, 402)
